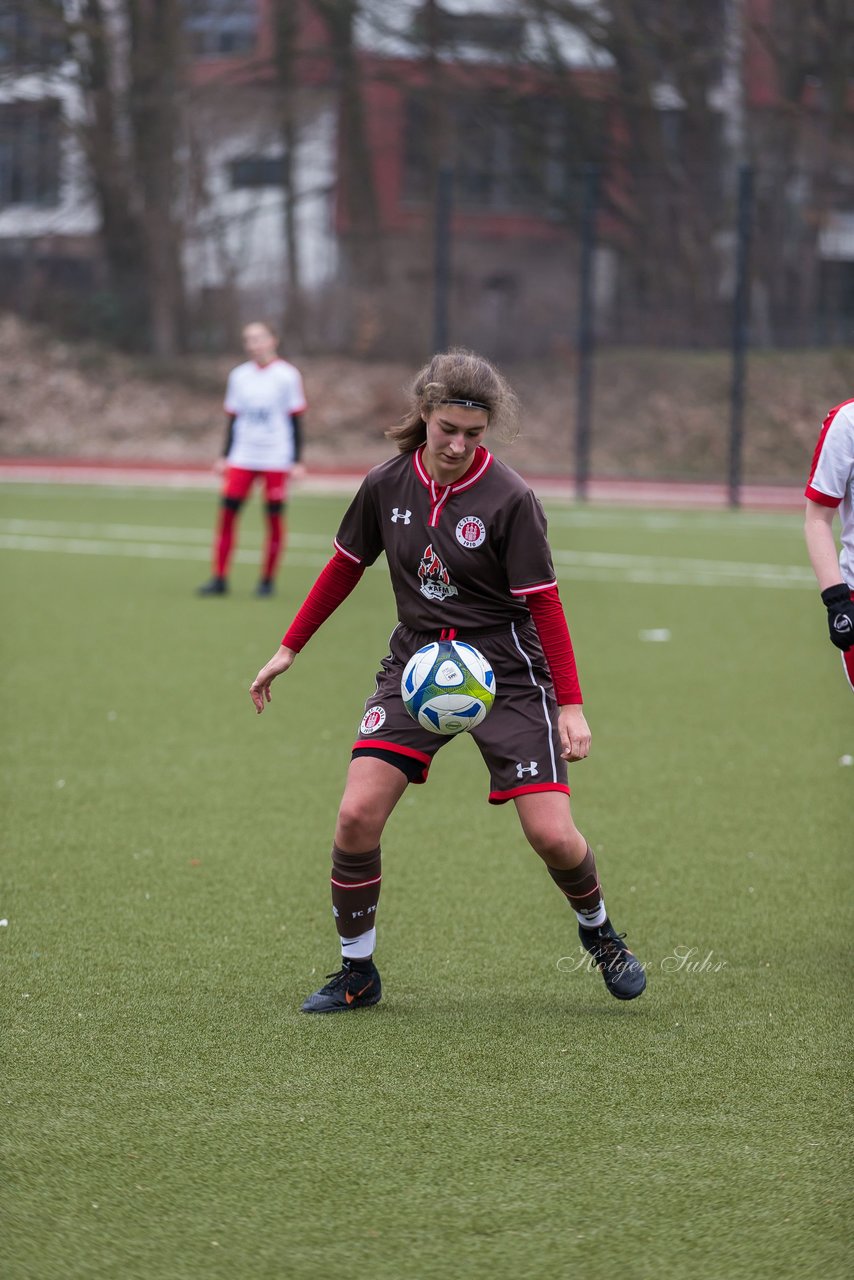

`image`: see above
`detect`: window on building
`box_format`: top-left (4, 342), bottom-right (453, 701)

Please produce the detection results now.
top-left (0, 100), bottom-right (61, 207)
top-left (793, 0), bottom-right (854, 88)
top-left (184, 0), bottom-right (257, 58)
top-left (818, 259), bottom-right (854, 344)
top-left (0, 1), bottom-right (67, 68)
top-left (230, 155), bottom-right (285, 189)
top-left (402, 92), bottom-right (430, 202)
top-left (403, 89), bottom-right (604, 215)
top-left (658, 107), bottom-right (682, 157)
top-left (412, 5), bottom-right (526, 53)
top-left (653, 105), bottom-right (724, 201)
top-left (642, 0), bottom-right (727, 88)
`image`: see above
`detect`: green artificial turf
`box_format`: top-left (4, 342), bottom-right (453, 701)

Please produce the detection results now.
top-left (1, 483), bottom-right (851, 1279)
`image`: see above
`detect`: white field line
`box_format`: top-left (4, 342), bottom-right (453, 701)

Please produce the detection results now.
top-left (0, 520), bottom-right (815, 589)
top-left (0, 532), bottom-right (327, 568)
top-left (0, 467), bottom-right (359, 494)
top-left (550, 547), bottom-right (813, 585)
top-left (0, 511), bottom-right (804, 540)
top-left (0, 517), bottom-right (330, 548)
top-left (547, 508), bottom-right (804, 534)
top-left (0, 483), bottom-right (222, 502)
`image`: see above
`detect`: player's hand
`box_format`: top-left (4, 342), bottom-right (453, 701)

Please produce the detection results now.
top-left (821, 584), bottom-right (854, 650)
top-left (213, 457), bottom-right (228, 475)
top-left (558, 705), bottom-right (591, 762)
top-left (290, 462), bottom-right (307, 481)
top-left (250, 645), bottom-right (297, 713)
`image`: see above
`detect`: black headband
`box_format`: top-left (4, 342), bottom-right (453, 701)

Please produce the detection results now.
top-left (442, 398), bottom-right (490, 413)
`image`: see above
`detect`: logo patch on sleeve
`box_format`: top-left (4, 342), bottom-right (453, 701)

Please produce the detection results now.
top-left (455, 516), bottom-right (486, 548)
top-left (360, 706), bottom-right (386, 734)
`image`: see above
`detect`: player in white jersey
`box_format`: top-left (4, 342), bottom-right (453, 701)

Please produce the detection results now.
top-left (198, 321), bottom-right (307, 598)
top-left (804, 397), bottom-right (854, 692)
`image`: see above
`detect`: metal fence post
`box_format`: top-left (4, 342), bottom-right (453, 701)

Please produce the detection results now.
top-left (728, 164), bottom-right (754, 508)
top-left (433, 166), bottom-right (453, 353)
top-left (575, 164), bottom-right (599, 502)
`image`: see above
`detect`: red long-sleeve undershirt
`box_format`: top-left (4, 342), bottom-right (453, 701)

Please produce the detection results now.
top-left (282, 549), bottom-right (365, 651)
top-left (282, 551), bottom-right (582, 705)
top-left (526, 586), bottom-right (583, 705)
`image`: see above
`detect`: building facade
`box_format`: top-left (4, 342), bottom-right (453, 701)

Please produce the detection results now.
top-left (1, 0), bottom-right (852, 352)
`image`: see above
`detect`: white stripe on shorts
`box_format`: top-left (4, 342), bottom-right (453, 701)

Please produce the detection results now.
top-left (367, 623), bottom-right (400, 703)
top-left (510, 621), bottom-right (558, 783)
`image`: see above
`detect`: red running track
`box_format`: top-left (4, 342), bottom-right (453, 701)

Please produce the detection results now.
top-left (0, 456), bottom-right (804, 510)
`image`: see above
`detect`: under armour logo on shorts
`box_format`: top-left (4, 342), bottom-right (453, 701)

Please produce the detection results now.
top-left (391, 508), bottom-right (412, 524)
top-left (516, 761), bottom-right (539, 778)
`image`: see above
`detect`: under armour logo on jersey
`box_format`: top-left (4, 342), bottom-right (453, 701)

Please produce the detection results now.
top-left (516, 761), bottom-right (539, 778)
top-left (391, 508), bottom-right (412, 524)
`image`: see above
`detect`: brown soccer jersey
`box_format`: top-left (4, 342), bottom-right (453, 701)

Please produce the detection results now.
top-left (334, 446), bottom-right (557, 631)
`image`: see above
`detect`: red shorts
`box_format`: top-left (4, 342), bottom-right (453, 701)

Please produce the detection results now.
top-left (223, 467), bottom-right (288, 504)
top-left (844, 647), bottom-right (854, 694)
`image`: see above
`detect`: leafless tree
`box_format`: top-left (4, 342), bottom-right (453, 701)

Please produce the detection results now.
top-left (271, 0), bottom-right (305, 342)
top-left (126, 0), bottom-right (187, 354)
top-left (747, 0), bottom-right (854, 343)
top-left (310, 0), bottom-right (385, 284)
top-left (74, 0), bottom-right (187, 353)
top-left (75, 0), bottom-right (151, 344)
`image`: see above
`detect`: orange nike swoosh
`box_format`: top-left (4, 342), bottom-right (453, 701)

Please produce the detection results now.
top-left (345, 982), bottom-right (373, 1005)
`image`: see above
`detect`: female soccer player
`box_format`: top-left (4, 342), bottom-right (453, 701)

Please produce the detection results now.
top-left (250, 350), bottom-right (646, 1010)
top-left (804, 396), bottom-right (854, 692)
top-left (198, 321), bottom-right (307, 598)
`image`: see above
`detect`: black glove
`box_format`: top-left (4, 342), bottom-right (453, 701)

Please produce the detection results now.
top-left (821, 584), bottom-right (854, 651)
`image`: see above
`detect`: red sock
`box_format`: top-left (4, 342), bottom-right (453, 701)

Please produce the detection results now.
top-left (263, 512), bottom-right (285, 581)
top-left (214, 506), bottom-right (238, 577)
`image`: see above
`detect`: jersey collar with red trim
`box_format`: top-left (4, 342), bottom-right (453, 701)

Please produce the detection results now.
top-left (412, 444), bottom-right (494, 496)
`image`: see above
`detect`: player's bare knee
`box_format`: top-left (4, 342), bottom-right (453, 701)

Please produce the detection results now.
top-left (531, 835), bottom-right (572, 865)
top-left (335, 800), bottom-right (381, 851)
top-left (528, 825), bottom-right (586, 866)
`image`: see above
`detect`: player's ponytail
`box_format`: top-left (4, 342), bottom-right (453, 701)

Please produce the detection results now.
top-left (386, 348), bottom-right (520, 452)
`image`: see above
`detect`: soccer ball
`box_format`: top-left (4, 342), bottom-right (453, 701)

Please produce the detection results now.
top-left (401, 640), bottom-right (496, 735)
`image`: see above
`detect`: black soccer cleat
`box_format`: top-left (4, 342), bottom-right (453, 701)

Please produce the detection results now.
top-left (578, 920), bottom-right (647, 1001)
top-left (255, 578), bottom-right (275, 598)
top-left (197, 576), bottom-right (228, 596)
top-left (301, 960), bottom-right (382, 1014)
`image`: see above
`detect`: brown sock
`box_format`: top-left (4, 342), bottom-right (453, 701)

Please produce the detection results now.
top-left (546, 844), bottom-right (606, 929)
top-left (330, 843), bottom-right (382, 940)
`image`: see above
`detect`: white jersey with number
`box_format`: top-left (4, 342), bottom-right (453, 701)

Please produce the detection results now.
top-left (224, 358), bottom-right (307, 472)
top-left (805, 397), bottom-right (854, 589)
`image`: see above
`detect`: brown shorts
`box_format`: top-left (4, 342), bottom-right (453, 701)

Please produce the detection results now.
top-left (353, 620), bottom-right (570, 805)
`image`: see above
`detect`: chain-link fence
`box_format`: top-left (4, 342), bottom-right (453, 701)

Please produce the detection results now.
top-left (7, 155), bottom-right (851, 493)
top-left (331, 158), bottom-right (853, 494)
